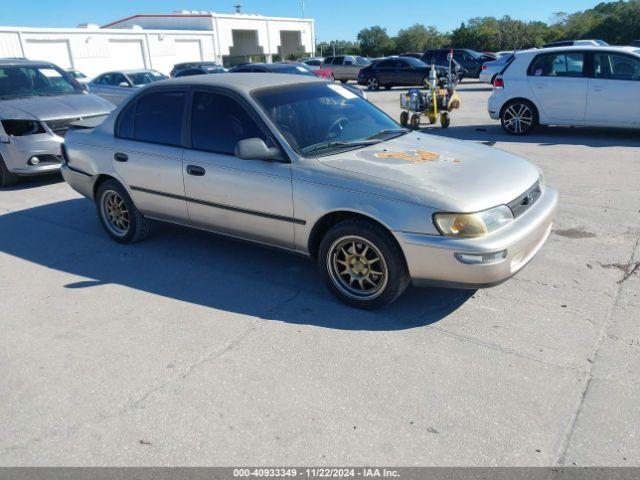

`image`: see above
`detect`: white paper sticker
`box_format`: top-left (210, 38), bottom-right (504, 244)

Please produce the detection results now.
top-left (39, 68), bottom-right (63, 78)
top-left (327, 84), bottom-right (358, 100)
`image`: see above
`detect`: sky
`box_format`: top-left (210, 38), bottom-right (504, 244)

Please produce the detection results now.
top-left (0, 0), bottom-right (617, 41)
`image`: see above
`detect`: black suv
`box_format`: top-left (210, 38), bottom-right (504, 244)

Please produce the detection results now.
top-left (421, 49), bottom-right (494, 78)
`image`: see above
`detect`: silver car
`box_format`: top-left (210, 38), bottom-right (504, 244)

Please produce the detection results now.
top-left (322, 55), bottom-right (371, 83)
top-left (0, 59), bottom-right (114, 186)
top-left (61, 74), bottom-right (557, 309)
top-left (88, 69), bottom-right (167, 105)
top-left (479, 54), bottom-right (514, 84)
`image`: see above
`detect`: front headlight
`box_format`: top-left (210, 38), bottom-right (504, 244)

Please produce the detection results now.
top-left (1, 119), bottom-right (45, 136)
top-left (433, 205), bottom-right (514, 238)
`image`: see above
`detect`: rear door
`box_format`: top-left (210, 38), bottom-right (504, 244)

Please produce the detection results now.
top-left (331, 56), bottom-right (346, 80)
top-left (373, 59), bottom-right (395, 84)
top-left (586, 51), bottom-right (640, 125)
top-left (111, 89), bottom-right (188, 223)
top-left (527, 51), bottom-right (589, 122)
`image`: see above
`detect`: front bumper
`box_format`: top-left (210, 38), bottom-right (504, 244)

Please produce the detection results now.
top-left (395, 186), bottom-right (558, 288)
top-left (0, 133), bottom-right (64, 176)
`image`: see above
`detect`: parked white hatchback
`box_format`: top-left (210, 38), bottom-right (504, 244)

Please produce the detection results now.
top-left (488, 46), bottom-right (640, 134)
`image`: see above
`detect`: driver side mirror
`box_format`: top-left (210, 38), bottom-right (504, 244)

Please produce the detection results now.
top-left (235, 138), bottom-right (285, 162)
top-left (118, 82), bottom-right (130, 87)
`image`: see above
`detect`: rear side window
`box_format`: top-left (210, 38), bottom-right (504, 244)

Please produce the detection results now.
top-left (333, 56), bottom-right (345, 65)
top-left (190, 91), bottom-right (266, 155)
top-left (130, 91), bottom-right (186, 146)
top-left (117, 101), bottom-right (135, 139)
top-left (375, 60), bottom-right (395, 68)
top-left (529, 52), bottom-right (585, 77)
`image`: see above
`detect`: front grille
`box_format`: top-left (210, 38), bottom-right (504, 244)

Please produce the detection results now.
top-left (45, 115), bottom-right (102, 137)
top-left (508, 180), bottom-right (542, 218)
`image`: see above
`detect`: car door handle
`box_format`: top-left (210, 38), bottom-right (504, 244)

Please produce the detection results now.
top-left (592, 86), bottom-right (604, 92)
top-left (114, 152), bottom-right (128, 162)
top-left (186, 165), bottom-right (206, 176)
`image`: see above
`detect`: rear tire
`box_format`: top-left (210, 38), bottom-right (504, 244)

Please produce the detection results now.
top-left (0, 155), bottom-right (19, 187)
top-left (95, 179), bottom-right (151, 244)
top-left (366, 77), bottom-right (380, 91)
top-left (400, 111), bottom-right (409, 127)
top-left (340, 79), bottom-right (348, 84)
top-left (318, 218), bottom-right (410, 309)
top-left (410, 113), bottom-right (421, 130)
top-left (500, 99), bottom-right (537, 135)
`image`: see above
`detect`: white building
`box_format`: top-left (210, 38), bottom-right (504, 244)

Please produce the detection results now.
top-left (0, 9), bottom-right (315, 77)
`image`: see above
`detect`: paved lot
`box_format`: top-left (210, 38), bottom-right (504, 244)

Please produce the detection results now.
top-left (1, 82), bottom-right (639, 466)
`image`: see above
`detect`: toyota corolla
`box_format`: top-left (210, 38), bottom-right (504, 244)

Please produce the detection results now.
top-left (61, 74), bottom-right (557, 309)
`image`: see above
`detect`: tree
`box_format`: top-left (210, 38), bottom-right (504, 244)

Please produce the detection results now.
top-left (394, 24), bottom-right (447, 53)
top-left (357, 26), bottom-right (393, 57)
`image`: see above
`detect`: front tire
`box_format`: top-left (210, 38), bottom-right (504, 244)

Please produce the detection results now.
top-left (318, 219), bottom-right (410, 309)
top-left (366, 77), bottom-right (380, 91)
top-left (500, 100), bottom-right (537, 135)
top-left (0, 155), bottom-right (19, 187)
top-left (95, 179), bottom-right (151, 244)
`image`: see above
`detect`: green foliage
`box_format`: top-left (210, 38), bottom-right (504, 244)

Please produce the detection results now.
top-left (357, 26), bottom-right (394, 57)
top-left (395, 24), bottom-right (448, 53)
top-left (316, 0), bottom-right (640, 55)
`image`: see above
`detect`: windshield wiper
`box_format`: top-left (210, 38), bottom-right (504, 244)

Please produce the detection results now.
top-left (367, 128), bottom-right (410, 140)
top-left (301, 138), bottom-right (382, 154)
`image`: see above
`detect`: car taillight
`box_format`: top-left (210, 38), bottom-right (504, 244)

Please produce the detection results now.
top-left (482, 65), bottom-right (487, 70)
top-left (493, 77), bottom-right (504, 89)
top-left (60, 143), bottom-right (69, 164)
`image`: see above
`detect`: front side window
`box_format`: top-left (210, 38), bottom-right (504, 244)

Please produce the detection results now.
top-left (112, 73), bottom-right (129, 86)
top-left (132, 91), bottom-right (185, 146)
top-left (254, 83), bottom-right (403, 156)
top-left (190, 91), bottom-right (266, 155)
top-left (0, 65), bottom-right (81, 99)
top-left (529, 53), bottom-right (585, 77)
top-left (594, 53), bottom-right (640, 81)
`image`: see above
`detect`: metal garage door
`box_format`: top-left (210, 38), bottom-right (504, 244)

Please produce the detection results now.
top-left (174, 39), bottom-right (202, 62)
top-left (108, 40), bottom-right (145, 70)
top-left (25, 40), bottom-right (72, 69)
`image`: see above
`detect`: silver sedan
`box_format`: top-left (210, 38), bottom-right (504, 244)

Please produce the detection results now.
top-left (61, 74), bottom-right (557, 309)
top-left (87, 69), bottom-right (167, 105)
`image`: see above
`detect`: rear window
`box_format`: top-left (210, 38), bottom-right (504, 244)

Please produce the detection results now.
top-left (127, 90), bottom-right (186, 146)
top-left (528, 52), bottom-right (585, 77)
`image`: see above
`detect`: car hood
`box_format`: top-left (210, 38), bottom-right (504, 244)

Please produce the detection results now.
top-left (0, 93), bottom-right (114, 121)
top-left (317, 132), bottom-right (541, 212)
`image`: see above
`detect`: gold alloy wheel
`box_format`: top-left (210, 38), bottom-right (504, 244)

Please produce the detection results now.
top-left (101, 190), bottom-right (130, 237)
top-left (327, 235), bottom-right (388, 301)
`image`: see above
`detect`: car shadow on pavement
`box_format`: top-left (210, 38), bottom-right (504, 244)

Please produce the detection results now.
top-left (423, 124), bottom-right (640, 148)
top-left (2, 173), bottom-right (64, 191)
top-left (0, 198), bottom-right (474, 331)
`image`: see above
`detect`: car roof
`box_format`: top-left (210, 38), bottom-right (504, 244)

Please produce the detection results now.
top-left (0, 58), bottom-right (58, 67)
top-left (153, 72), bottom-right (322, 94)
top-left (516, 45), bottom-right (640, 56)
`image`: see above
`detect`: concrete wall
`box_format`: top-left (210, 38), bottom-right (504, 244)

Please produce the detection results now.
top-left (0, 27), bottom-right (217, 78)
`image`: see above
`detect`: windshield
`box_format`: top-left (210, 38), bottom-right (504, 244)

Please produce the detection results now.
top-left (128, 71), bottom-right (167, 85)
top-left (254, 83), bottom-right (405, 157)
top-left (0, 65), bottom-right (81, 99)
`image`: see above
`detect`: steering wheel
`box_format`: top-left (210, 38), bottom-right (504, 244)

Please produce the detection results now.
top-left (327, 117), bottom-right (349, 139)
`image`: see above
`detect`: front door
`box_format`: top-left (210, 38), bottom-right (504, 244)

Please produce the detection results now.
top-left (182, 90), bottom-right (295, 249)
top-left (527, 51), bottom-right (589, 122)
top-left (586, 51), bottom-right (640, 125)
top-left (111, 89), bottom-right (188, 223)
